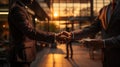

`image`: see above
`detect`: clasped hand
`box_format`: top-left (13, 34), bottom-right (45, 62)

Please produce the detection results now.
top-left (55, 31), bottom-right (72, 44)
top-left (55, 32), bottom-right (104, 49)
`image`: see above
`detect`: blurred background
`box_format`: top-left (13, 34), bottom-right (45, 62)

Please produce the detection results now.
top-left (0, 0), bottom-right (110, 41)
top-left (0, 0), bottom-right (110, 66)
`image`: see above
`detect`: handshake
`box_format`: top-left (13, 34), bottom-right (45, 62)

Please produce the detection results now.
top-left (54, 31), bottom-right (104, 48)
top-left (55, 31), bottom-right (72, 44)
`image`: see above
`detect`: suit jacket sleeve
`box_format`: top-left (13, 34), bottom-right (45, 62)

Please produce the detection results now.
top-left (72, 21), bottom-right (101, 40)
top-left (10, 6), bottom-right (55, 43)
top-left (72, 9), bottom-right (103, 40)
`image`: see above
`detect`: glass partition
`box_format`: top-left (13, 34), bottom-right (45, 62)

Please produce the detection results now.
top-left (50, 0), bottom-right (110, 31)
top-left (94, 0), bottom-right (110, 15)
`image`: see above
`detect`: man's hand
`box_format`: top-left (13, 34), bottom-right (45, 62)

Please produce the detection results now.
top-left (55, 31), bottom-right (72, 44)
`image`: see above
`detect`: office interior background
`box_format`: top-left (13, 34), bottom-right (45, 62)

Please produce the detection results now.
top-left (0, 0), bottom-right (110, 41)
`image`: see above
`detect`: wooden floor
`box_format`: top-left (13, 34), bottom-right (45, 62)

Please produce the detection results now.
top-left (30, 43), bottom-right (102, 67)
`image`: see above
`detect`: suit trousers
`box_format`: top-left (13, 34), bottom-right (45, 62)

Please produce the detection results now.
top-left (66, 41), bottom-right (73, 57)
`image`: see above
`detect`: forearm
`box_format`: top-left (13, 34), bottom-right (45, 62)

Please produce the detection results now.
top-left (71, 30), bottom-right (87, 40)
top-left (35, 31), bottom-right (55, 43)
top-left (71, 21), bottom-right (101, 40)
top-left (22, 28), bottom-right (55, 43)
top-left (14, 21), bottom-right (55, 43)
top-left (71, 27), bottom-right (100, 40)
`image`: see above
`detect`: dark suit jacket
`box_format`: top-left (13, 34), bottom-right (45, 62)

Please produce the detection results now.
top-left (8, 1), bottom-right (55, 60)
top-left (73, 3), bottom-right (120, 67)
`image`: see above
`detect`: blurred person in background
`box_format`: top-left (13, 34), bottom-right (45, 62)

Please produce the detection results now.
top-left (64, 27), bottom-right (73, 59)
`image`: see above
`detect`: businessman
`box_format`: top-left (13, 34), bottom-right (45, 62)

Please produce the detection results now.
top-left (8, 0), bottom-right (61, 67)
top-left (60, 0), bottom-right (120, 67)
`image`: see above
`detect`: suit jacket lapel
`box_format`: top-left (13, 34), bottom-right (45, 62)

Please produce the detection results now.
top-left (98, 6), bottom-right (108, 30)
top-left (102, 4), bottom-right (111, 30)
top-left (102, 6), bottom-right (108, 30)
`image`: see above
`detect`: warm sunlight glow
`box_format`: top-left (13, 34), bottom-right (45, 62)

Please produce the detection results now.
top-left (54, 12), bottom-right (58, 17)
